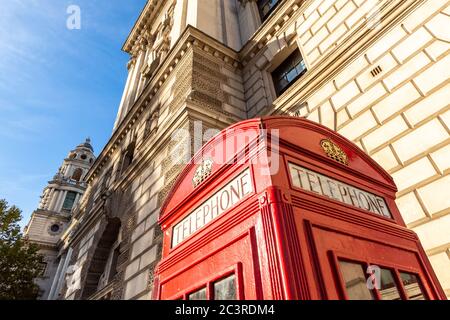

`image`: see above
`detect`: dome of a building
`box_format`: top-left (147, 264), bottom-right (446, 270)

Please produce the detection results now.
top-left (77, 138), bottom-right (94, 152)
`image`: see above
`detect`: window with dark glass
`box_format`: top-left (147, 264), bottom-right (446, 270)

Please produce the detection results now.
top-left (213, 274), bottom-right (237, 300)
top-left (50, 224), bottom-right (60, 233)
top-left (62, 191), bottom-right (77, 210)
top-left (378, 268), bottom-right (401, 300)
top-left (257, 0), bottom-right (281, 21)
top-left (400, 272), bottom-right (426, 300)
top-left (188, 287), bottom-right (207, 300)
top-left (71, 168), bottom-right (83, 181)
top-left (339, 261), bottom-right (374, 300)
top-left (272, 49), bottom-right (307, 96)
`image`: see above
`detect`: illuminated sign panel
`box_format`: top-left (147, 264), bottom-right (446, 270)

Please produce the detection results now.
top-left (289, 163), bottom-right (391, 218)
top-left (172, 168), bottom-right (253, 247)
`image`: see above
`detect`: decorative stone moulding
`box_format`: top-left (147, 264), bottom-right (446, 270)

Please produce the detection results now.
top-left (88, 27), bottom-right (240, 183)
top-left (123, 0), bottom-right (164, 53)
top-left (240, 0), bottom-right (302, 65)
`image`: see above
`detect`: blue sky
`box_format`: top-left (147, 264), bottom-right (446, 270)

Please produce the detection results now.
top-left (0, 0), bottom-right (147, 227)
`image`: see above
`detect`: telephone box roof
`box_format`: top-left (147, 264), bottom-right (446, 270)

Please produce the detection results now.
top-left (160, 116), bottom-right (396, 222)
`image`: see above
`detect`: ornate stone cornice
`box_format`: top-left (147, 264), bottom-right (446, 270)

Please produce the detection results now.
top-left (131, 35), bottom-right (148, 57)
top-left (85, 26), bottom-right (240, 185)
top-left (122, 0), bottom-right (166, 54)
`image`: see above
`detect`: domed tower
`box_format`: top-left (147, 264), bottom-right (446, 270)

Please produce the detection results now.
top-left (24, 138), bottom-right (96, 299)
top-left (38, 138), bottom-right (95, 214)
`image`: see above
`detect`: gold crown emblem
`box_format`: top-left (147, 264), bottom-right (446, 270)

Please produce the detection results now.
top-left (320, 139), bottom-right (348, 166)
top-left (192, 159), bottom-right (213, 187)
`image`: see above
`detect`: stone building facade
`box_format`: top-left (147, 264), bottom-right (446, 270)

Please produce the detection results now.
top-left (47, 0), bottom-right (449, 299)
top-left (24, 139), bottom-right (95, 299)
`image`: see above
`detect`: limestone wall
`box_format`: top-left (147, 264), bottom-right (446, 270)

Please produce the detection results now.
top-left (241, 0), bottom-right (449, 296)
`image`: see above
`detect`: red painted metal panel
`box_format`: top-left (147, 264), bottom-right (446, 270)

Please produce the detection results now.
top-left (154, 116), bottom-right (446, 300)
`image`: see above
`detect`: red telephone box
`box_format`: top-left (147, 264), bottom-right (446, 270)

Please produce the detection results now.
top-left (153, 117), bottom-right (446, 300)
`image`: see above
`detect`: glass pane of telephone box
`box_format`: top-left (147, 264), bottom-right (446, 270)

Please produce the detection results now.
top-left (338, 261), bottom-right (374, 300)
top-left (214, 274), bottom-right (237, 300)
top-left (188, 287), bottom-right (207, 300)
top-left (400, 272), bottom-right (426, 300)
top-left (379, 268), bottom-right (401, 300)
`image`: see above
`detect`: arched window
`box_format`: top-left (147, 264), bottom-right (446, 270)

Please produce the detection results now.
top-left (71, 168), bottom-right (83, 181)
top-left (81, 218), bottom-right (121, 299)
top-left (62, 191), bottom-right (77, 211)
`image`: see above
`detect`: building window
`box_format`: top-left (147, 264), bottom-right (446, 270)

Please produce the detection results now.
top-left (257, 0), bottom-right (281, 21)
top-left (71, 168), bottom-right (83, 181)
top-left (81, 218), bottom-right (121, 299)
top-left (272, 49), bottom-right (307, 96)
top-left (97, 245), bottom-right (121, 292)
top-left (62, 191), bottom-right (77, 210)
top-left (48, 222), bottom-right (63, 235)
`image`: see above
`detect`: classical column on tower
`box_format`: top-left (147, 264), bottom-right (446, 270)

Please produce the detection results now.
top-left (24, 138), bottom-right (96, 299)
